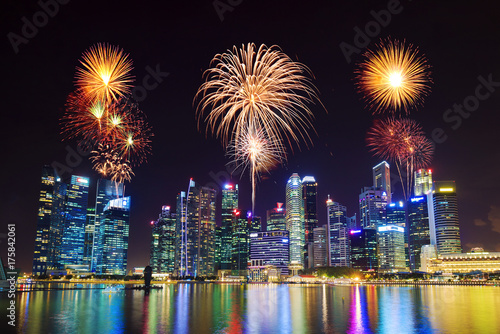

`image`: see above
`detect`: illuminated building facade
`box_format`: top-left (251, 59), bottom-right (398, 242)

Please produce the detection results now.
top-left (83, 207), bottom-right (95, 267)
top-left (408, 196), bottom-right (430, 271)
top-left (286, 173), bottom-right (305, 266)
top-left (150, 205), bottom-right (176, 274)
top-left (359, 187), bottom-right (388, 229)
top-left (349, 228), bottom-right (378, 272)
top-left (249, 230), bottom-right (290, 275)
top-left (218, 184), bottom-right (238, 270)
top-left (387, 201), bottom-right (408, 268)
top-left (302, 176), bottom-right (318, 269)
top-left (32, 165), bottom-right (67, 276)
top-left (61, 175), bottom-right (90, 266)
top-left (428, 181), bottom-right (462, 254)
top-left (313, 226), bottom-right (328, 267)
top-left (326, 196), bottom-right (350, 267)
top-left (231, 210), bottom-right (248, 274)
top-left (96, 196), bottom-right (131, 275)
top-left (373, 161), bottom-right (391, 203)
top-left (266, 203), bottom-right (286, 231)
top-left (414, 169), bottom-right (433, 196)
top-left (425, 250), bottom-right (500, 274)
top-left (377, 225), bottom-right (407, 273)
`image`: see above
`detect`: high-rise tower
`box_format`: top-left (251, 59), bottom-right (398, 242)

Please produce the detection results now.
top-left (150, 205), bottom-right (176, 274)
top-left (286, 173), bottom-right (305, 266)
top-left (326, 196), bottom-right (350, 267)
top-left (414, 169), bottom-right (433, 196)
top-left (373, 161), bottom-right (391, 203)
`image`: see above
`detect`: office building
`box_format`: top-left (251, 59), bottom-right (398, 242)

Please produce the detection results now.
top-left (219, 184), bottom-right (238, 271)
top-left (408, 196), bottom-right (431, 271)
top-left (61, 175), bottom-right (90, 266)
top-left (231, 209), bottom-right (248, 274)
top-left (359, 187), bottom-right (388, 229)
top-left (387, 201), bottom-right (408, 268)
top-left (266, 203), bottom-right (286, 231)
top-left (150, 206), bottom-right (176, 274)
top-left (377, 225), bottom-right (406, 273)
top-left (33, 166), bottom-right (67, 275)
top-left (414, 169), bottom-right (433, 196)
top-left (428, 181), bottom-right (462, 254)
top-left (249, 230), bottom-right (290, 275)
top-left (96, 196), bottom-right (131, 275)
top-left (373, 161), bottom-right (391, 203)
top-left (349, 228), bottom-right (378, 273)
top-left (175, 180), bottom-right (217, 277)
top-left (326, 196), bottom-right (350, 267)
top-left (313, 226), bottom-right (328, 267)
top-left (286, 173), bottom-right (305, 266)
top-left (83, 207), bottom-right (96, 267)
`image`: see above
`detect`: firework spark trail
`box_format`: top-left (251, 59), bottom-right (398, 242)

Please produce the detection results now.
top-left (75, 43), bottom-right (134, 104)
top-left (366, 118), bottom-right (433, 199)
top-left (61, 91), bottom-right (106, 141)
top-left (227, 124), bottom-right (285, 213)
top-left (195, 43), bottom-right (320, 150)
top-left (356, 38), bottom-right (432, 114)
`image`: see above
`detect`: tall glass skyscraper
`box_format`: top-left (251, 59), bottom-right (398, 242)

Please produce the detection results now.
top-left (302, 176), bottom-right (318, 243)
top-left (61, 175), bottom-right (89, 266)
top-left (428, 181), bottom-right (462, 254)
top-left (231, 209), bottom-right (248, 274)
top-left (359, 187), bottom-right (388, 229)
top-left (33, 166), bottom-right (67, 276)
top-left (414, 169), bottom-right (433, 196)
top-left (349, 228), bottom-right (378, 272)
top-left (92, 179), bottom-right (124, 272)
top-left (286, 173), bottom-right (305, 266)
top-left (373, 161), bottom-right (391, 204)
top-left (96, 196), bottom-right (131, 275)
top-left (326, 197), bottom-right (350, 267)
top-left (218, 184), bottom-right (238, 271)
top-left (408, 195), bottom-right (430, 271)
top-left (386, 201), bottom-right (408, 268)
top-left (150, 205), bottom-right (176, 274)
top-left (313, 226), bottom-right (328, 268)
top-left (377, 225), bottom-right (406, 273)
top-left (83, 207), bottom-right (96, 267)
top-left (175, 180), bottom-right (217, 277)
top-left (266, 203), bottom-right (286, 231)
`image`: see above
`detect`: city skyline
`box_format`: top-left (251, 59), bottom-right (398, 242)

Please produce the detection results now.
top-left (2, 1), bottom-right (500, 274)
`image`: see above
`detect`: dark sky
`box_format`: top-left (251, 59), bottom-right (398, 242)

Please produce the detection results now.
top-left (2, 0), bottom-right (500, 273)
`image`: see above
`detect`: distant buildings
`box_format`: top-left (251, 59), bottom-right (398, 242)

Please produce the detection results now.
top-left (428, 181), bottom-right (462, 254)
top-left (286, 173), bottom-right (305, 267)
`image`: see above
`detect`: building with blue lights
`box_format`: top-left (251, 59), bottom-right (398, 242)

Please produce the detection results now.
top-left (96, 196), bottom-right (131, 275)
top-left (249, 230), bottom-right (290, 275)
top-left (373, 161), bottom-right (392, 204)
top-left (61, 175), bottom-right (89, 266)
top-left (266, 203), bottom-right (286, 231)
top-left (377, 225), bottom-right (407, 273)
top-left (326, 196), bottom-right (350, 267)
top-left (408, 195), bottom-right (431, 271)
top-left (150, 206), bottom-right (176, 274)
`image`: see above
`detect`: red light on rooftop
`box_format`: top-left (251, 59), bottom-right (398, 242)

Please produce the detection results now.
top-left (150, 221), bottom-right (155, 225)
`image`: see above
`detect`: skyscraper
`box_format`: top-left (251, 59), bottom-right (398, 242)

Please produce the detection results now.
top-left (349, 228), bottom-right (378, 273)
top-left (92, 179), bottom-right (124, 272)
top-left (414, 169), bottom-right (433, 196)
top-left (302, 176), bottom-right (318, 243)
top-left (175, 180), bottom-right (217, 277)
top-left (231, 209), bottom-right (248, 274)
top-left (373, 161), bottom-right (391, 203)
top-left (377, 225), bottom-right (406, 273)
top-left (286, 173), bottom-right (305, 266)
top-left (219, 184), bottom-right (238, 271)
top-left (313, 226), bottom-right (328, 267)
top-left (61, 175), bottom-right (89, 266)
top-left (33, 166), bottom-right (67, 276)
top-left (359, 187), bottom-right (388, 229)
top-left (83, 207), bottom-right (96, 267)
top-left (408, 195), bottom-right (430, 271)
top-left (428, 181), bottom-right (462, 254)
top-left (326, 197), bottom-right (350, 267)
top-left (96, 196), bottom-right (131, 275)
top-left (266, 203), bottom-right (286, 231)
top-left (386, 201), bottom-right (408, 268)
top-left (150, 206), bottom-right (176, 274)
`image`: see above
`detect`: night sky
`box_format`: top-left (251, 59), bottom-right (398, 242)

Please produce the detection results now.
top-left (2, 0), bottom-right (500, 273)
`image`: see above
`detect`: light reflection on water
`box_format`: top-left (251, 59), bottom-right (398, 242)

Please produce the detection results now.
top-left (6, 284), bottom-right (500, 333)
